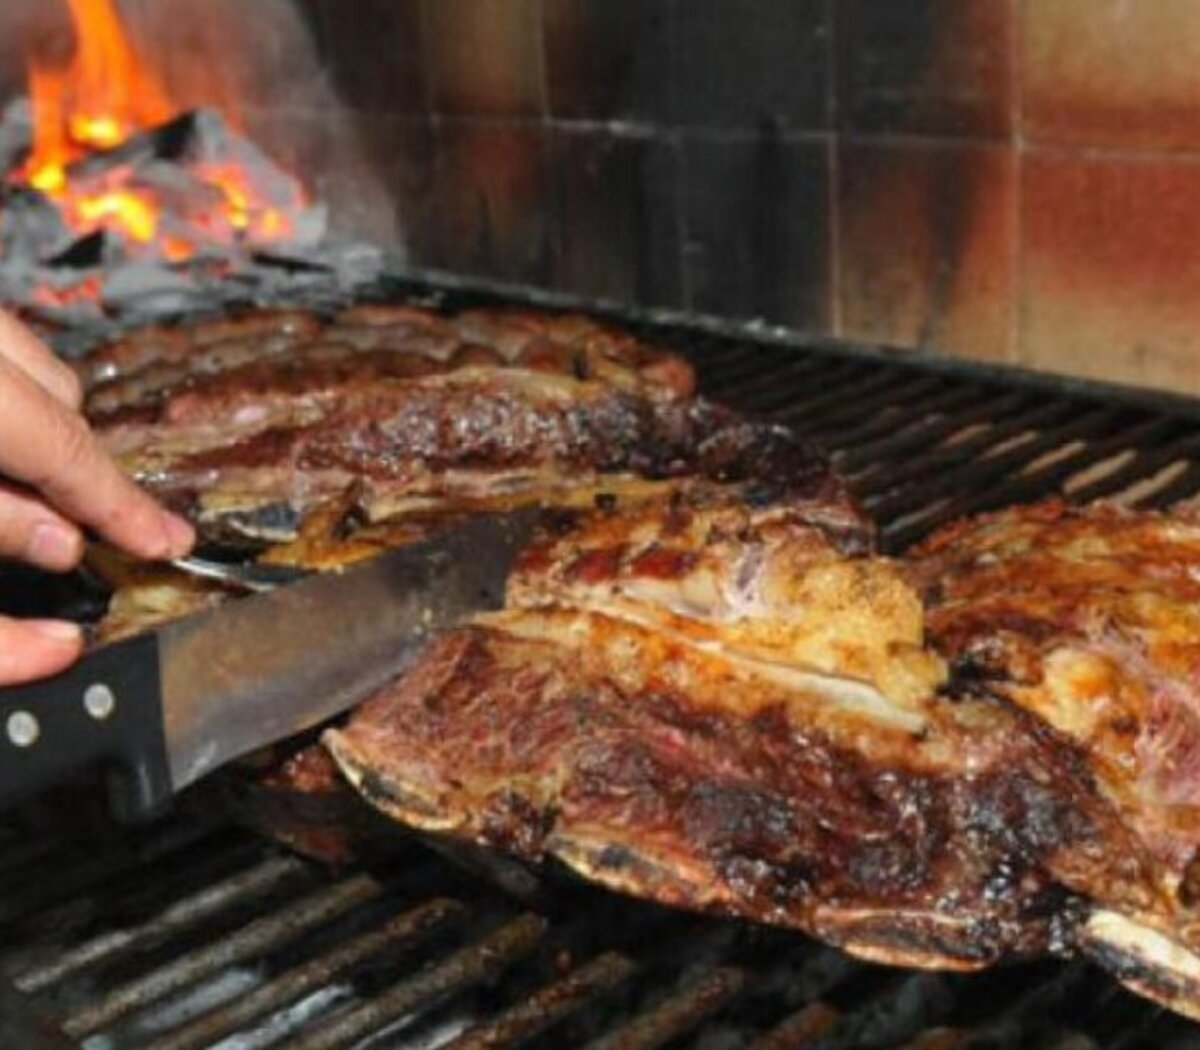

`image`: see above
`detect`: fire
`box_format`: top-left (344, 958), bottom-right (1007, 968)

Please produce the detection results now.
top-left (13, 0), bottom-right (301, 256)
top-left (25, 0), bottom-right (173, 192)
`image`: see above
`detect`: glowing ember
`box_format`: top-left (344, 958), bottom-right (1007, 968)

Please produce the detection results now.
top-left (10, 0), bottom-right (305, 258)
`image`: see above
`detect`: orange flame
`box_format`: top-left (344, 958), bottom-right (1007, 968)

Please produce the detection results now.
top-left (25, 0), bottom-right (173, 191)
top-left (15, 0), bottom-right (298, 255)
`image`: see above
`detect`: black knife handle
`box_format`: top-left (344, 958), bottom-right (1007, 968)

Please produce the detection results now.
top-left (0, 633), bottom-right (171, 822)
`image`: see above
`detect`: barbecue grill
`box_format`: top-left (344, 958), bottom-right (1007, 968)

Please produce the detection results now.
top-left (5, 278), bottom-right (1200, 1049)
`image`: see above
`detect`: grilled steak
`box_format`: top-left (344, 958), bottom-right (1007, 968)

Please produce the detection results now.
top-left (80, 305), bottom-right (1200, 1019)
top-left (320, 489), bottom-right (1021, 946)
top-left (86, 307), bottom-right (703, 547)
top-left (910, 499), bottom-right (1200, 1017)
top-left (83, 302), bottom-right (856, 871)
top-left (323, 492), bottom-right (1200, 1019)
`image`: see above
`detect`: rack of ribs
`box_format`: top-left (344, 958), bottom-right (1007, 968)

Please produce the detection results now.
top-left (77, 306), bottom-right (1200, 1020)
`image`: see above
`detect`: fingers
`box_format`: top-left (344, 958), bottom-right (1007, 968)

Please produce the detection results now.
top-left (0, 616), bottom-right (82, 685)
top-left (0, 482), bottom-right (84, 572)
top-left (0, 311), bottom-right (83, 409)
top-left (0, 355), bottom-right (194, 561)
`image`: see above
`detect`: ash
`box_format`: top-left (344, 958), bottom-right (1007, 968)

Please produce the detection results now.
top-left (0, 100), bottom-right (383, 342)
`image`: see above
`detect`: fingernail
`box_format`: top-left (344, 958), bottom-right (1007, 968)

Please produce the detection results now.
top-left (29, 619), bottom-right (82, 644)
top-left (161, 513), bottom-right (195, 556)
top-left (28, 523), bottom-right (81, 569)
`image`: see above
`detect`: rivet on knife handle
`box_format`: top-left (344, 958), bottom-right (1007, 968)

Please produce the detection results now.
top-left (0, 632), bottom-right (172, 822)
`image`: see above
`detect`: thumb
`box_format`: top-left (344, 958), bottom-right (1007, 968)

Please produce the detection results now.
top-left (0, 617), bottom-right (82, 685)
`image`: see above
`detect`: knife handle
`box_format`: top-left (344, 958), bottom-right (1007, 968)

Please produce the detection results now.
top-left (0, 633), bottom-right (172, 822)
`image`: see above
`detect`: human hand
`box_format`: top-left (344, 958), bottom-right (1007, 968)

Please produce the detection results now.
top-left (0, 311), bottom-right (195, 683)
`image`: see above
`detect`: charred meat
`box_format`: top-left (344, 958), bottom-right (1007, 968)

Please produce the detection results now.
top-left (84, 307), bottom-right (707, 546)
top-left (910, 499), bottom-right (1200, 1016)
top-left (79, 306), bottom-right (1200, 1021)
top-left (325, 491), bottom-right (1200, 1019)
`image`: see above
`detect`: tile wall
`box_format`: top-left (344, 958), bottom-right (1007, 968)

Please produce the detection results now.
top-left (55, 0), bottom-right (1200, 393)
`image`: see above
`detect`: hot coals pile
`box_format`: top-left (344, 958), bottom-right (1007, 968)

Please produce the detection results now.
top-left (0, 0), bottom-right (379, 331)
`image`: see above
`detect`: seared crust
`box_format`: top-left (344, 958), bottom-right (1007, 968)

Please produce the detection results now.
top-left (908, 499), bottom-right (1200, 1017)
top-left (108, 371), bottom-right (856, 550)
top-left (324, 604), bottom-right (1121, 969)
top-left (911, 500), bottom-right (1200, 882)
top-left (84, 305), bottom-right (694, 415)
top-left (325, 488), bottom-right (1200, 1016)
top-left (325, 483), bottom-right (1143, 973)
top-left (84, 306), bottom-right (711, 547)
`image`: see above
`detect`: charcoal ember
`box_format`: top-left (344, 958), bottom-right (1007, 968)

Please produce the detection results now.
top-left (0, 262), bottom-right (107, 327)
top-left (0, 96), bottom-right (31, 174)
top-left (100, 260), bottom-right (215, 316)
top-left (64, 111), bottom-right (196, 182)
top-left (0, 101), bottom-right (351, 327)
top-left (131, 161), bottom-right (228, 224)
top-left (0, 186), bottom-right (72, 260)
top-left (179, 108), bottom-right (326, 249)
top-left (48, 230), bottom-right (109, 269)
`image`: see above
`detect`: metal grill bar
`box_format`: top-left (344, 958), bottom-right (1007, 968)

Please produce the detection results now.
top-left (14, 854), bottom-right (308, 994)
top-left (798, 375), bottom-right (952, 438)
top-left (586, 967), bottom-right (746, 1050)
top-left (843, 396), bottom-right (1061, 488)
top-left (289, 913), bottom-right (547, 1050)
top-left (1133, 456), bottom-right (1200, 508)
top-left (445, 950), bottom-right (637, 1050)
top-left (1065, 426), bottom-right (1200, 503)
top-left (60, 872), bottom-right (384, 1037)
top-left (710, 354), bottom-right (847, 409)
top-left (869, 406), bottom-right (1120, 520)
top-left (777, 368), bottom-right (926, 430)
top-left (813, 387), bottom-right (991, 470)
top-left (0, 820), bottom-right (217, 928)
top-left (752, 1000), bottom-right (842, 1049)
top-left (837, 388), bottom-right (1030, 477)
top-left (883, 413), bottom-right (1180, 548)
top-left (922, 414), bottom-right (1177, 517)
top-left (148, 897), bottom-right (465, 1050)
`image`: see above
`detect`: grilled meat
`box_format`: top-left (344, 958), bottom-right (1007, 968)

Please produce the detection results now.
top-left (86, 305), bottom-right (692, 418)
top-left (120, 373), bottom-right (833, 544)
top-left (326, 484), bottom-right (1134, 971)
top-left (909, 499), bottom-right (1200, 1016)
top-left (84, 307), bottom-right (700, 546)
top-left (79, 305), bottom-right (1200, 1020)
top-left (325, 492), bottom-right (1200, 1019)
top-left (83, 302), bottom-right (855, 869)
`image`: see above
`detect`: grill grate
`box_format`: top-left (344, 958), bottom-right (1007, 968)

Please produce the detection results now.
top-left (672, 335), bottom-right (1200, 552)
top-left (8, 288), bottom-right (1200, 1047)
top-left (13, 818), bottom-right (1191, 1050)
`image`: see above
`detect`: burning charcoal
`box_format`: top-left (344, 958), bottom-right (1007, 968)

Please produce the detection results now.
top-left (134, 161), bottom-right (226, 222)
top-left (47, 231), bottom-right (109, 269)
top-left (0, 186), bottom-right (72, 260)
top-left (100, 259), bottom-right (216, 316)
top-left (64, 111), bottom-right (196, 183)
top-left (180, 108), bottom-right (326, 250)
top-left (0, 256), bottom-right (106, 328)
top-left (0, 97), bottom-right (31, 175)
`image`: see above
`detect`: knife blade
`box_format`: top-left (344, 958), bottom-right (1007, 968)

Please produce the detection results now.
top-left (0, 508), bottom-right (542, 821)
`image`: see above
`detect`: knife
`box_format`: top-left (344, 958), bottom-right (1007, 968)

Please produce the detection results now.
top-left (0, 508), bottom-right (542, 822)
